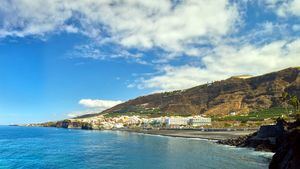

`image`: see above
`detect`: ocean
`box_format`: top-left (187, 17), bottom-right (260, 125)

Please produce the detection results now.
top-left (0, 126), bottom-right (273, 169)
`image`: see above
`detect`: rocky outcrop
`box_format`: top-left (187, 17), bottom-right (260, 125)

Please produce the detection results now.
top-left (216, 135), bottom-right (249, 147)
top-left (218, 119), bottom-right (300, 169)
top-left (218, 119), bottom-right (287, 152)
top-left (78, 67), bottom-right (300, 118)
top-left (53, 120), bottom-right (92, 130)
top-left (269, 120), bottom-right (300, 169)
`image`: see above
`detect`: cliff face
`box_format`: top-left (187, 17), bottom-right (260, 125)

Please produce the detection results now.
top-left (82, 67), bottom-right (300, 118)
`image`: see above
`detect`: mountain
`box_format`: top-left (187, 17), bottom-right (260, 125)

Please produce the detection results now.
top-left (78, 67), bottom-right (300, 118)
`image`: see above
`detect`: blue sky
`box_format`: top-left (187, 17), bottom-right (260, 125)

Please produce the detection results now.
top-left (0, 0), bottom-right (300, 124)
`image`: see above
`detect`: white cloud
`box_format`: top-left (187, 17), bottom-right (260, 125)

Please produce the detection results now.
top-left (283, 0), bottom-right (300, 16)
top-left (289, 0), bottom-right (300, 16)
top-left (1, 0), bottom-right (300, 94)
top-left (70, 43), bottom-right (143, 60)
top-left (79, 99), bottom-right (123, 110)
top-left (138, 39), bottom-right (300, 91)
top-left (111, 0), bottom-right (239, 53)
top-left (265, 0), bottom-right (300, 17)
top-left (138, 65), bottom-right (224, 92)
top-left (203, 40), bottom-right (300, 74)
top-left (67, 110), bottom-right (97, 118)
top-left (66, 99), bottom-right (123, 118)
top-left (0, 0), bottom-right (239, 56)
top-left (0, 0), bottom-right (73, 37)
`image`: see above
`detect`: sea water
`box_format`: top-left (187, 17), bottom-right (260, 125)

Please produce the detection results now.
top-left (0, 126), bottom-right (273, 169)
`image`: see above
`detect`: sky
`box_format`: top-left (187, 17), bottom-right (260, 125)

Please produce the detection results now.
top-left (0, 0), bottom-right (300, 124)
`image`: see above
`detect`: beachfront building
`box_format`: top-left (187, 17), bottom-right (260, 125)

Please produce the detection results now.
top-left (189, 116), bottom-right (211, 126)
top-left (165, 117), bottom-right (189, 128)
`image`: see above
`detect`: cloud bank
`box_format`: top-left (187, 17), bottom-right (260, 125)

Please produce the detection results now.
top-left (0, 0), bottom-right (238, 53)
top-left (1, 0), bottom-right (300, 92)
top-left (138, 39), bottom-right (300, 91)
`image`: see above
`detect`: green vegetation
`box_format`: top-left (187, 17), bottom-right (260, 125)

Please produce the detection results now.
top-left (163, 90), bottom-right (182, 96)
top-left (212, 93), bottom-right (299, 123)
top-left (213, 107), bottom-right (292, 122)
top-left (104, 92), bottom-right (300, 121)
top-left (289, 95), bottom-right (299, 111)
top-left (42, 121), bottom-right (57, 127)
top-left (103, 105), bottom-right (194, 118)
top-left (282, 92), bottom-right (299, 113)
top-left (163, 112), bottom-right (193, 117)
top-left (104, 106), bottom-right (161, 118)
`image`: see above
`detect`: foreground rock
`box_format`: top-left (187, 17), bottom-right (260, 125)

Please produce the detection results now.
top-left (218, 119), bottom-right (286, 151)
top-left (269, 121), bottom-right (300, 169)
top-left (218, 119), bottom-right (300, 169)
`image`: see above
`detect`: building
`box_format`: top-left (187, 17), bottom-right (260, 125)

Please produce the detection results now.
top-left (149, 117), bottom-right (165, 127)
top-left (127, 116), bottom-right (141, 125)
top-left (114, 123), bottom-right (124, 129)
top-left (165, 117), bottom-right (189, 128)
top-left (229, 111), bottom-right (236, 116)
top-left (189, 116), bottom-right (211, 126)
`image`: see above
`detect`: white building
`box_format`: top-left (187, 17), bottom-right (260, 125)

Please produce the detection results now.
top-left (189, 116), bottom-right (211, 126)
top-left (165, 117), bottom-right (189, 127)
top-left (229, 111), bottom-right (236, 116)
top-left (114, 123), bottom-right (124, 129)
top-left (127, 116), bottom-right (141, 125)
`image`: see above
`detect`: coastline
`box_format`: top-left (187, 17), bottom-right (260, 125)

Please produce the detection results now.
top-left (114, 128), bottom-right (256, 141)
top-left (18, 124), bottom-right (256, 141)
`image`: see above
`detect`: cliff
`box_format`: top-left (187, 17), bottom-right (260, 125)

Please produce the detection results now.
top-left (79, 67), bottom-right (300, 118)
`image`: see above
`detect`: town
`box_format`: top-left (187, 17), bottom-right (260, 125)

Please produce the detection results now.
top-left (53, 115), bottom-right (212, 130)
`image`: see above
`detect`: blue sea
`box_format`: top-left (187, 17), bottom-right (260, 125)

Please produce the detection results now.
top-left (0, 126), bottom-right (273, 169)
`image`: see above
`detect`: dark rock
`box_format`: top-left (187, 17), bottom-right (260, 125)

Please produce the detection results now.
top-left (47, 120), bottom-right (93, 130)
top-left (218, 119), bottom-right (288, 152)
top-left (218, 119), bottom-right (300, 168)
top-left (217, 135), bottom-right (249, 146)
top-left (269, 128), bottom-right (300, 169)
top-left (255, 124), bottom-right (284, 138)
top-left (81, 122), bottom-right (93, 130)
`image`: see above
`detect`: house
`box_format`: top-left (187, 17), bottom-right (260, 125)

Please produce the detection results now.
top-left (229, 111), bottom-right (236, 116)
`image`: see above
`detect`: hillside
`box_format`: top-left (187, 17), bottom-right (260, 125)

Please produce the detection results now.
top-left (78, 67), bottom-right (300, 118)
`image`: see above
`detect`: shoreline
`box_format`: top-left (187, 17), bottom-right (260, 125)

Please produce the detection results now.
top-left (14, 125), bottom-right (256, 141)
top-left (114, 128), bottom-right (256, 141)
